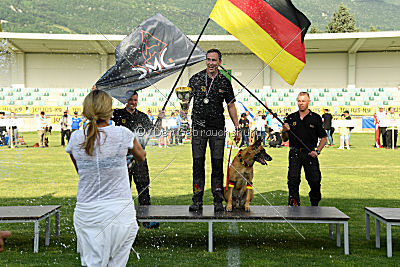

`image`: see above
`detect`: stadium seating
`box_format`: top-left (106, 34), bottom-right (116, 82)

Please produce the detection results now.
top-left (0, 87), bottom-right (399, 115)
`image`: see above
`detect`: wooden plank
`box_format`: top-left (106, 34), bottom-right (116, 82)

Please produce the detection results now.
top-left (365, 207), bottom-right (400, 222)
top-left (136, 206), bottom-right (349, 221)
top-left (0, 205), bottom-right (61, 220)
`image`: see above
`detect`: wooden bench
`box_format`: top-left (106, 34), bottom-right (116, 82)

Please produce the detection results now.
top-left (365, 207), bottom-right (400, 257)
top-left (136, 205), bottom-right (350, 254)
top-left (0, 205), bottom-right (61, 253)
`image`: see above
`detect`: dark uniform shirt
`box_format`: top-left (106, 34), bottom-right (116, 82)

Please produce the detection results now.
top-left (112, 108), bottom-right (153, 148)
top-left (284, 110), bottom-right (327, 149)
top-left (322, 113), bottom-right (333, 130)
top-left (239, 118), bottom-right (249, 133)
top-left (188, 70), bottom-right (235, 130)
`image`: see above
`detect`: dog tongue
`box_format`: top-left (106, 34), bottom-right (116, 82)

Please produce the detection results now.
top-left (259, 158), bottom-right (267, 165)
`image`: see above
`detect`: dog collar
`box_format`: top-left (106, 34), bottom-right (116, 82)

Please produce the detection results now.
top-left (237, 150), bottom-right (251, 167)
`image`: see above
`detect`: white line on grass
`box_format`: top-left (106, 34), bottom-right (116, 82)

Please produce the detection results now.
top-left (227, 222), bottom-right (240, 267)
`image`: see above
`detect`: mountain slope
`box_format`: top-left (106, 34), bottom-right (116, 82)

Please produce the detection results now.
top-left (0, 0), bottom-right (400, 35)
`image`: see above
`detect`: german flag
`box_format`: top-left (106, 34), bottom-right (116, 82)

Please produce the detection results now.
top-left (210, 0), bottom-right (311, 85)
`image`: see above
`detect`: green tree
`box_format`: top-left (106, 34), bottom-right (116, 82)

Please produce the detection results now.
top-left (309, 25), bottom-right (323, 34)
top-left (369, 25), bottom-right (379, 32)
top-left (326, 3), bottom-right (359, 33)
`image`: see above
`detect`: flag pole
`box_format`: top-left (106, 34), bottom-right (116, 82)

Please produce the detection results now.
top-left (160, 18), bottom-right (211, 112)
top-left (144, 18), bottom-right (210, 146)
top-left (219, 65), bottom-right (314, 153)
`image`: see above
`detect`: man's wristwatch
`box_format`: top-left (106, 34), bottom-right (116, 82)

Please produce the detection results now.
top-left (316, 150), bottom-right (321, 155)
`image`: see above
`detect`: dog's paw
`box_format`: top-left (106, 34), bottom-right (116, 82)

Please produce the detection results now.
top-left (225, 205), bottom-right (232, 212)
top-left (244, 205), bottom-right (251, 212)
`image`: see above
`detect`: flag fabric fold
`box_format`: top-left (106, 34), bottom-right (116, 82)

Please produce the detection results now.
top-left (237, 101), bottom-right (255, 119)
top-left (210, 0), bottom-right (310, 85)
top-left (96, 13), bottom-right (206, 104)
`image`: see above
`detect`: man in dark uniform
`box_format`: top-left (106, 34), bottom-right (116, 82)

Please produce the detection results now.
top-left (282, 92), bottom-right (327, 206)
top-left (113, 91), bottom-right (161, 228)
top-left (322, 109), bottom-right (333, 146)
top-left (187, 49), bottom-right (240, 212)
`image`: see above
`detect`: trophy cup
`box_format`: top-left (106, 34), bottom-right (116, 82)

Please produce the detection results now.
top-left (175, 87), bottom-right (192, 111)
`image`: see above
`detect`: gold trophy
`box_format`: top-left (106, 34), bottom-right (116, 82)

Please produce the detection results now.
top-left (175, 86), bottom-right (192, 111)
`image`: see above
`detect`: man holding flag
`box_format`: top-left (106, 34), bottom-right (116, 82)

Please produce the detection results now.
top-left (187, 49), bottom-right (240, 212)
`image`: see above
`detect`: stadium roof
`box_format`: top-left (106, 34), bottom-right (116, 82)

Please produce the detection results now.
top-left (1, 31), bottom-right (400, 55)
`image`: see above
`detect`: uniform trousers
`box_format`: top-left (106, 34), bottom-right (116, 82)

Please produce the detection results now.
top-left (287, 148), bottom-right (322, 206)
top-left (129, 159), bottom-right (151, 205)
top-left (191, 129), bottom-right (225, 205)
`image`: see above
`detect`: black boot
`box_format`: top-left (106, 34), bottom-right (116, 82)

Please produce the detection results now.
top-left (213, 202), bottom-right (224, 212)
top-left (189, 202), bottom-right (203, 211)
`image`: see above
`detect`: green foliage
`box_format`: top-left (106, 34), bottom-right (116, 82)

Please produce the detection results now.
top-left (0, 0), bottom-right (223, 35)
top-left (0, 0), bottom-right (399, 35)
top-left (309, 25), bottom-right (323, 34)
top-left (292, 0), bottom-right (400, 32)
top-left (327, 3), bottom-right (359, 33)
top-left (369, 25), bottom-right (379, 32)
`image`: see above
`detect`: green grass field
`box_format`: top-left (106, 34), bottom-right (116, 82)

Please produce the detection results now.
top-left (0, 131), bottom-right (399, 266)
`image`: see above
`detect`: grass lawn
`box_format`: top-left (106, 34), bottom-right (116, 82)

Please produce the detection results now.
top-left (0, 131), bottom-right (399, 266)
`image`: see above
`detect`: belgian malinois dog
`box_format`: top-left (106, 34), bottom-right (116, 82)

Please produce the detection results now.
top-left (225, 138), bottom-right (272, 212)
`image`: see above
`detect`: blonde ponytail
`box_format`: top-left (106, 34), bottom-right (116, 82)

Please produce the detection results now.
top-left (81, 90), bottom-right (113, 156)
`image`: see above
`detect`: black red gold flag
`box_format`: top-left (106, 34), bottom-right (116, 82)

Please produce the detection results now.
top-left (210, 0), bottom-right (311, 85)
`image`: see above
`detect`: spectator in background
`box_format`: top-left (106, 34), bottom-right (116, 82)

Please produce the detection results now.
top-left (265, 111), bottom-right (272, 141)
top-left (245, 110), bottom-right (253, 123)
top-left (0, 112), bottom-right (6, 146)
top-left (239, 113), bottom-right (250, 148)
top-left (175, 110), bottom-right (183, 145)
top-left (71, 111), bottom-right (82, 133)
top-left (36, 111), bottom-right (48, 148)
top-left (254, 111), bottom-right (267, 146)
top-left (245, 110), bottom-right (254, 143)
top-left (168, 112), bottom-right (178, 145)
top-left (344, 111), bottom-right (353, 146)
top-left (322, 109), bottom-right (333, 146)
top-left (147, 110), bottom-right (155, 125)
top-left (266, 111), bottom-right (272, 128)
top-left (9, 112), bottom-right (19, 147)
top-left (375, 107), bottom-right (387, 148)
top-left (179, 110), bottom-right (190, 143)
top-left (59, 111), bottom-right (72, 147)
top-left (81, 115), bottom-right (88, 129)
top-left (270, 116), bottom-right (282, 132)
top-left (158, 112), bottom-right (168, 148)
top-left (338, 114), bottom-right (350, 150)
top-left (268, 128), bottom-right (283, 148)
top-left (386, 107), bottom-right (398, 149)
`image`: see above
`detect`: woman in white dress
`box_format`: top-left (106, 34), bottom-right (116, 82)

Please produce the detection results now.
top-left (66, 90), bottom-right (146, 266)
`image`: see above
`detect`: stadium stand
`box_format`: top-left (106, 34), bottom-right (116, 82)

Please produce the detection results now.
top-left (0, 87), bottom-right (399, 115)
